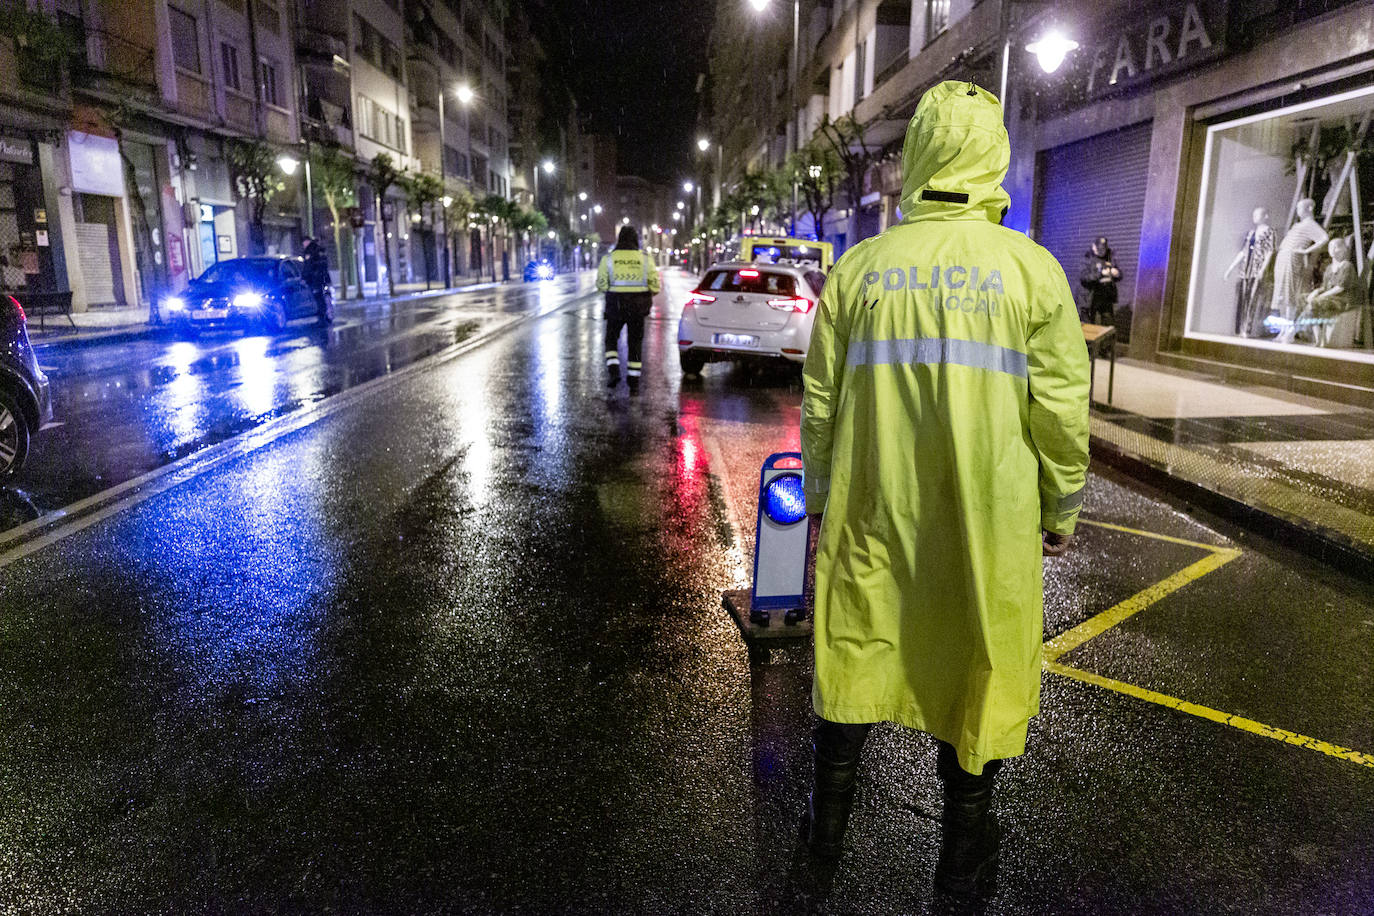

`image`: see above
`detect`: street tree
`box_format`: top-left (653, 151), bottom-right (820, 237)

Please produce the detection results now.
top-left (816, 114), bottom-right (882, 238)
top-left (368, 153), bottom-right (401, 297)
top-left (229, 139), bottom-right (286, 255)
top-left (400, 171), bottom-right (443, 289)
top-left (790, 140), bottom-right (842, 242)
top-left (311, 144), bottom-right (359, 296)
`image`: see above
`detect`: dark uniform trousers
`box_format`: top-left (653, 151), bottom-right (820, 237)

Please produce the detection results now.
top-left (604, 291), bottom-right (653, 378)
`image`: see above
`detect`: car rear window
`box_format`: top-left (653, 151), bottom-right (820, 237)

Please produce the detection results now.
top-left (700, 268), bottom-right (797, 296)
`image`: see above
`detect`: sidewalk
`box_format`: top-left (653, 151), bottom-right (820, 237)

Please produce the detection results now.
top-left (25, 274), bottom-right (518, 350)
top-left (1088, 357), bottom-right (1374, 578)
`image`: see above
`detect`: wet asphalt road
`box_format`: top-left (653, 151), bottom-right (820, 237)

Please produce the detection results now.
top-left (0, 269), bottom-right (1370, 913)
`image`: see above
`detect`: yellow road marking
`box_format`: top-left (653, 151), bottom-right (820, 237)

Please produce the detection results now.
top-left (1043, 547), bottom-right (1242, 663)
top-left (1045, 661), bottom-right (1374, 769)
top-left (1076, 518), bottom-right (1228, 552)
top-left (1046, 519), bottom-right (1374, 768)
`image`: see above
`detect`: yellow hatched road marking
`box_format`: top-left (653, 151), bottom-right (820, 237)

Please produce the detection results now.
top-left (1045, 519), bottom-right (1374, 768)
top-left (1045, 661), bottom-right (1374, 769)
top-left (1043, 547), bottom-right (1243, 663)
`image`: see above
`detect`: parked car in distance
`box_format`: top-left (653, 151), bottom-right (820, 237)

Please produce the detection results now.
top-left (523, 259), bottom-right (555, 282)
top-left (0, 293), bottom-right (53, 479)
top-left (677, 261), bottom-right (827, 376)
top-left (165, 256), bottom-right (333, 337)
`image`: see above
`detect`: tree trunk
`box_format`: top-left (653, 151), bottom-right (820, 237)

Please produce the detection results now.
top-left (326, 200), bottom-right (345, 297)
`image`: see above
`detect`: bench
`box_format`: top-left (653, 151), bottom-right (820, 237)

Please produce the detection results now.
top-left (10, 290), bottom-right (75, 331)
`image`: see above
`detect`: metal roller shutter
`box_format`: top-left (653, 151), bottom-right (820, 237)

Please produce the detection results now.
top-left (1033, 122), bottom-right (1153, 310)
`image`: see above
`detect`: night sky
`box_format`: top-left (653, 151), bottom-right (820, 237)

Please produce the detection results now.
top-left (530, 0), bottom-right (716, 184)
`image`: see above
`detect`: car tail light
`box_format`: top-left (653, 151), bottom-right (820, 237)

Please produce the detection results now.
top-left (686, 292), bottom-right (716, 307)
top-left (6, 295), bottom-right (25, 323)
top-left (767, 296), bottom-right (814, 313)
top-left (678, 339), bottom-right (693, 347)
top-left (738, 269), bottom-right (760, 278)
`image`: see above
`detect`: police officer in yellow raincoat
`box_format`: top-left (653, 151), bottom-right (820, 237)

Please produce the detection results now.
top-left (800, 81), bottom-right (1089, 898)
top-left (596, 226), bottom-right (661, 393)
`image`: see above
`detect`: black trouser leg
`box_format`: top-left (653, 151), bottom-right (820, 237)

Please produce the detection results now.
top-left (625, 311), bottom-right (646, 390)
top-left (934, 740), bottom-right (1004, 898)
top-left (807, 719), bottom-right (872, 858)
top-left (604, 298), bottom-right (625, 384)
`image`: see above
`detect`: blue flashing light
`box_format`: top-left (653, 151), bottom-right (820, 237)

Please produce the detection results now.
top-left (763, 472), bottom-right (806, 525)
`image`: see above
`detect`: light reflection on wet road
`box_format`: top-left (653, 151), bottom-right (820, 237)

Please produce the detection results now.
top-left (7, 274), bottom-right (596, 522)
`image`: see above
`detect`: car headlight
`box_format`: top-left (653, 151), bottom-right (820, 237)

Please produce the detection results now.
top-left (165, 296), bottom-right (186, 312)
top-left (233, 292), bottom-right (264, 310)
top-left (537, 264), bottom-right (554, 279)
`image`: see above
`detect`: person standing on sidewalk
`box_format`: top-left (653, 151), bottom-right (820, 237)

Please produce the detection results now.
top-left (800, 81), bottom-right (1090, 900)
top-left (596, 226), bottom-right (660, 393)
top-left (1078, 236), bottom-right (1120, 325)
top-left (302, 238), bottom-right (331, 318)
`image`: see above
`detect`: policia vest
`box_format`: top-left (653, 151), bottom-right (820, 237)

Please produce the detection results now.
top-left (602, 249), bottom-right (653, 292)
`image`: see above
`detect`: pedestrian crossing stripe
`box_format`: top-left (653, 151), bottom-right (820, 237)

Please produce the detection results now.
top-left (1045, 518), bottom-right (1374, 770)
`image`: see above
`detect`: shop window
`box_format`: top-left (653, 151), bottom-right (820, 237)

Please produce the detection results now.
top-left (1187, 85), bottom-right (1374, 359)
top-left (169, 6), bottom-right (201, 74)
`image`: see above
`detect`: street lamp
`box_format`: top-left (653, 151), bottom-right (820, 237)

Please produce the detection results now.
top-left (683, 181), bottom-right (693, 193)
top-left (1026, 32), bottom-right (1079, 74)
top-left (579, 191), bottom-right (588, 201)
top-left (455, 83), bottom-right (474, 105)
top-left (748, 0), bottom-right (800, 230)
top-left (677, 201), bottom-right (685, 210)
top-left (277, 154), bottom-right (298, 175)
top-left (697, 137), bottom-right (710, 153)
top-left (593, 204), bottom-right (602, 214)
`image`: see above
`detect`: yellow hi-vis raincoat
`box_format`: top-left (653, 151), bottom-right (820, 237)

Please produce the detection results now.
top-left (596, 249), bottom-right (662, 294)
top-left (801, 81), bottom-right (1090, 774)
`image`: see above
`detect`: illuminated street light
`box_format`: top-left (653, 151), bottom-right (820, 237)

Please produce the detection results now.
top-left (748, 0), bottom-right (769, 11)
top-left (455, 83), bottom-right (475, 104)
top-left (676, 201), bottom-right (685, 210)
top-left (697, 137), bottom-right (710, 152)
top-left (683, 181), bottom-right (694, 193)
top-left (547, 230), bottom-right (556, 239)
top-left (276, 154), bottom-right (299, 175)
top-left (593, 204), bottom-right (602, 214)
top-left (578, 191), bottom-right (588, 201)
top-left (1026, 32), bottom-right (1079, 73)
top-left (441, 195), bottom-right (453, 208)
top-left (808, 164), bottom-right (823, 179)
top-left (541, 159), bottom-right (555, 174)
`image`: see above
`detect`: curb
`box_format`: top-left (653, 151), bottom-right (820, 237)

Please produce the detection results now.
top-left (28, 279), bottom-right (534, 353)
top-left (1089, 432), bottom-right (1374, 585)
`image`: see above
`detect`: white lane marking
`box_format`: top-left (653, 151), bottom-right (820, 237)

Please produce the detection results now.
top-left (0, 285), bottom-right (599, 569)
top-left (703, 434), bottom-right (750, 586)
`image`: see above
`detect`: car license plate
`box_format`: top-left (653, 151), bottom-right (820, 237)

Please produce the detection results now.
top-left (714, 333), bottom-right (759, 348)
top-left (191, 308), bottom-right (228, 319)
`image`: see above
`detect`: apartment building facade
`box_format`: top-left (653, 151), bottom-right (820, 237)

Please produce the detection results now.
top-left (0, 0), bottom-right (517, 311)
top-left (710, 0), bottom-right (1374, 405)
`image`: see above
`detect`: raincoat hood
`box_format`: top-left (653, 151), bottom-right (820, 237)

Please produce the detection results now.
top-left (899, 81), bottom-right (1011, 224)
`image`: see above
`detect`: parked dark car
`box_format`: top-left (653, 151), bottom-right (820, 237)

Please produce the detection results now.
top-left (523, 259), bottom-right (555, 282)
top-left (0, 293), bottom-right (53, 479)
top-left (165, 256), bottom-right (334, 337)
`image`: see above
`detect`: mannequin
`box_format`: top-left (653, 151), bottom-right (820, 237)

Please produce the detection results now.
top-left (1271, 198), bottom-right (1329, 344)
top-left (1301, 237), bottom-right (1359, 348)
top-left (1223, 207), bottom-right (1274, 338)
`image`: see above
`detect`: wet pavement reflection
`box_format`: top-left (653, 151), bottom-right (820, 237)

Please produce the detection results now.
top-left (3, 275), bottom-right (594, 525)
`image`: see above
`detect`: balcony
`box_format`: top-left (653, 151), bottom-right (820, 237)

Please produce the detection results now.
top-left (264, 106), bottom-right (293, 144)
top-left (225, 91), bottom-right (255, 132)
top-left (72, 28), bottom-right (158, 98)
top-left (175, 69), bottom-right (213, 120)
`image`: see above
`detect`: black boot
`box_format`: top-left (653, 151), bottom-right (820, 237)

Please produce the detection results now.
top-left (626, 375), bottom-right (640, 395)
top-left (805, 721), bottom-right (870, 859)
top-left (934, 742), bottom-right (1003, 899)
top-left (606, 365), bottom-right (620, 387)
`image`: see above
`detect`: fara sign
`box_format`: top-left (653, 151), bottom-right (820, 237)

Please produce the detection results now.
top-left (1084, 0), bottom-right (1228, 98)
